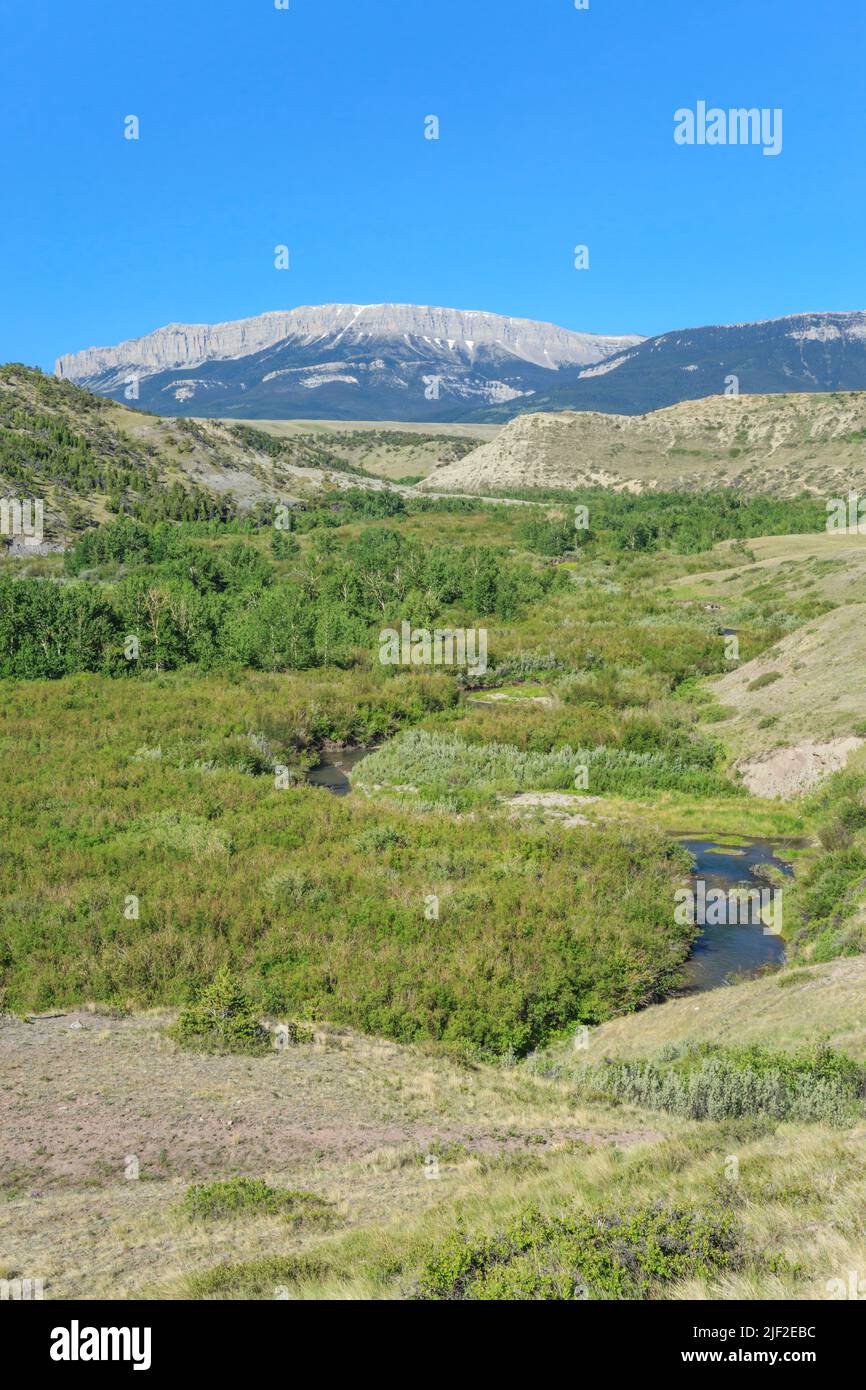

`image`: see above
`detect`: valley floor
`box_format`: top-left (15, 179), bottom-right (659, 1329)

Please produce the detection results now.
top-left (4, 501), bottom-right (866, 1300)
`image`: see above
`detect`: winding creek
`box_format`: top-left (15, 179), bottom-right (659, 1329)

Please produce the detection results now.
top-left (305, 751), bottom-right (797, 995)
top-left (675, 837), bottom-right (794, 992)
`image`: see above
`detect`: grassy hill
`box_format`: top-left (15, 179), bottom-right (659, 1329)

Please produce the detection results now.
top-left (0, 367), bottom-right (459, 541)
top-left (662, 531), bottom-right (866, 785)
top-left (420, 391), bottom-right (866, 497)
top-left (547, 954), bottom-right (866, 1064)
top-left (709, 607), bottom-right (866, 774)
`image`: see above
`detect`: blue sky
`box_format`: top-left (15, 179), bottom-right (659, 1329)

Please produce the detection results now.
top-left (2, 0), bottom-right (864, 370)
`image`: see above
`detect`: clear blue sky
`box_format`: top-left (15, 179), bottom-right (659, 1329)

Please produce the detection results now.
top-left (2, 0), bottom-right (864, 370)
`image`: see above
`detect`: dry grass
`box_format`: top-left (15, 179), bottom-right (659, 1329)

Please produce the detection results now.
top-left (160, 1122), bottom-right (866, 1301)
top-left (5, 957), bottom-right (866, 1300)
top-left (710, 606), bottom-right (866, 760)
top-left (419, 391), bottom-right (866, 497)
top-left (0, 1008), bottom-right (662, 1298)
top-left (542, 955), bottom-right (866, 1065)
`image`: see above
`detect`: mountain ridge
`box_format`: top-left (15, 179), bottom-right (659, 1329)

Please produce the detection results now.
top-left (55, 303), bottom-right (640, 406)
top-left (54, 305), bottom-right (866, 424)
top-left (482, 310), bottom-right (866, 421)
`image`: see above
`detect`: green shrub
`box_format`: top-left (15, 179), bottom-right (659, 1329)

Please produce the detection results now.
top-left (416, 1204), bottom-right (741, 1300)
top-left (185, 1253), bottom-right (329, 1299)
top-left (168, 970), bottom-right (270, 1054)
top-left (747, 671), bottom-right (782, 692)
top-left (357, 728), bottom-right (739, 799)
top-left (699, 704), bottom-right (738, 723)
top-left (271, 1019), bottom-right (314, 1046)
top-left (353, 826), bottom-right (409, 853)
top-left (179, 1177), bottom-right (333, 1227)
top-left (776, 970), bottom-right (811, 988)
top-left (839, 802), bottom-right (866, 831)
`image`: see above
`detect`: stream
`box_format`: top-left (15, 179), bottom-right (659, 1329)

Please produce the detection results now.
top-left (305, 746), bottom-right (371, 796)
top-left (675, 837), bottom-right (794, 992)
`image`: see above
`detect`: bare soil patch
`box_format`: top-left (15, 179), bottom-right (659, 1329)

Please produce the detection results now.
top-left (738, 738), bottom-right (864, 798)
top-left (0, 1009), bottom-right (661, 1297)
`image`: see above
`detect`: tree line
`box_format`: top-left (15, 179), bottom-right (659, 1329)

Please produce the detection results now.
top-left (0, 517), bottom-right (555, 678)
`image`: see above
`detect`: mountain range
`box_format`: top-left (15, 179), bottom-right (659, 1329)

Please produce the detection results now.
top-left (55, 304), bottom-right (866, 423)
top-left (55, 305), bottom-right (638, 423)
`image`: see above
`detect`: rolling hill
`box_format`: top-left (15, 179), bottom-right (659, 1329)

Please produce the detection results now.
top-left (420, 391), bottom-right (866, 497)
top-left (0, 366), bottom-right (483, 541)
